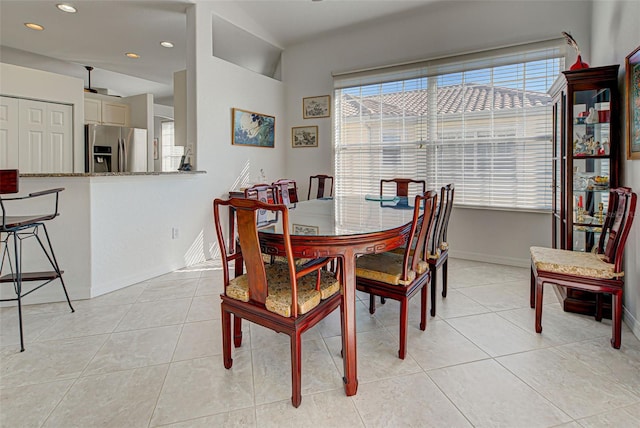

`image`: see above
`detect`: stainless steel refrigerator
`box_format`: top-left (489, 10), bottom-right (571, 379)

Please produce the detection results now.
top-left (85, 124), bottom-right (148, 173)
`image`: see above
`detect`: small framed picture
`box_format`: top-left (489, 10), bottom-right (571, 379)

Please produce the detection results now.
top-left (292, 126), bottom-right (318, 148)
top-left (303, 95), bottom-right (330, 119)
top-left (232, 108), bottom-right (275, 148)
top-left (153, 138), bottom-right (159, 160)
top-left (293, 224), bottom-right (319, 235)
top-left (626, 45), bottom-right (640, 160)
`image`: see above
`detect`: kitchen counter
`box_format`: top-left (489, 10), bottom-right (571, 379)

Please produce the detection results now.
top-left (20, 171), bottom-right (206, 177)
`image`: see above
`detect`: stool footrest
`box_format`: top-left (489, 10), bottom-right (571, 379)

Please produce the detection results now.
top-left (0, 271), bottom-right (63, 283)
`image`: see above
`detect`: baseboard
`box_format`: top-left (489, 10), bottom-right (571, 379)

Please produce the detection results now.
top-left (449, 249), bottom-right (529, 268)
top-left (624, 306), bottom-right (640, 342)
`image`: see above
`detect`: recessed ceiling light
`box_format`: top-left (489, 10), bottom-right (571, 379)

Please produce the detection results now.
top-left (24, 23), bottom-right (44, 31)
top-left (125, 52), bottom-right (140, 59)
top-left (160, 41), bottom-right (174, 48)
top-left (56, 4), bottom-right (77, 13)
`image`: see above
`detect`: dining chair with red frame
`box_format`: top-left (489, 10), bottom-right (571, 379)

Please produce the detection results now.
top-left (379, 178), bottom-right (426, 198)
top-left (272, 179), bottom-right (299, 205)
top-left (355, 190), bottom-right (437, 359)
top-left (213, 197), bottom-right (343, 407)
top-left (428, 183), bottom-right (455, 317)
top-left (530, 187), bottom-right (637, 349)
top-left (307, 175), bottom-right (333, 200)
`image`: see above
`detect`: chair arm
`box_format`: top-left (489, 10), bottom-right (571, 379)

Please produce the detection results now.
top-left (0, 188), bottom-right (65, 224)
top-left (29, 188), bottom-right (64, 198)
top-left (295, 257), bottom-right (332, 278)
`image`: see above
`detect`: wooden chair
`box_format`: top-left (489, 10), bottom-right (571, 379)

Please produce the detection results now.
top-left (428, 183), bottom-right (455, 317)
top-left (355, 190), bottom-right (437, 359)
top-left (0, 169), bottom-right (74, 352)
top-left (243, 183), bottom-right (280, 224)
top-left (530, 187), bottom-right (637, 349)
top-left (380, 178), bottom-right (426, 198)
top-left (213, 197), bottom-right (343, 407)
top-left (272, 179), bottom-right (299, 205)
top-left (307, 175), bottom-right (333, 200)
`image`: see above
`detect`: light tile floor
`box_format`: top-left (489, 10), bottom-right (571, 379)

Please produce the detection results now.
top-left (1, 258), bottom-right (640, 427)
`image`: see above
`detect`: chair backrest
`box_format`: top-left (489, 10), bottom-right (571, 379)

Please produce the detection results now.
top-left (430, 183), bottom-right (455, 257)
top-left (308, 175), bottom-right (334, 200)
top-left (380, 178), bottom-right (426, 198)
top-left (244, 183), bottom-right (281, 224)
top-left (597, 187), bottom-right (637, 272)
top-left (0, 170), bottom-right (19, 194)
top-left (213, 197), bottom-right (300, 314)
top-left (399, 190), bottom-right (438, 281)
top-left (272, 179), bottom-right (299, 205)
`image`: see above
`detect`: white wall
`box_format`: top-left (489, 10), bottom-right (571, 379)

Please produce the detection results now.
top-left (184, 2), bottom-right (287, 261)
top-left (590, 0), bottom-right (640, 338)
top-left (281, 0), bottom-right (592, 266)
top-left (0, 63), bottom-right (85, 172)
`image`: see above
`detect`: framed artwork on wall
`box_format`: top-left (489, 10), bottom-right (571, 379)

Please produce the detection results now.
top-left (292, 126), bottom-right (318, 148)
top-left (232, 108), bottom-right (275, 148)
top-left (303, 95), bottom-right (330, 119)
top-left (626, 45), bottom-right (640, 160)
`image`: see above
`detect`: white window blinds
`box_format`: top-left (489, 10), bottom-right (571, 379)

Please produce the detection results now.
top-left (333, 40), bottom-right (565, 210)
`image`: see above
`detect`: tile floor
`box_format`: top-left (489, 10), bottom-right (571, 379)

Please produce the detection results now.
top-left (1, 258), bottom-right (640, 427)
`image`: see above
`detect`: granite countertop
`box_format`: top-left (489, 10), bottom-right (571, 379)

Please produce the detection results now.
top-left (20, 171), bottom-right (207, 177)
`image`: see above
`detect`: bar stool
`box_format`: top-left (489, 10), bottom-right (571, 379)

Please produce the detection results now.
top-left (0, 169), bottom-right (74, 352)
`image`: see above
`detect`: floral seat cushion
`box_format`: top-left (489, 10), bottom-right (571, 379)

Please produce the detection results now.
top-left (356, 252), bottom-right (427, 285)
top-left (530, 246), bottom-right (621, 279)
top-left (226, 263), bottom-right (340, 317)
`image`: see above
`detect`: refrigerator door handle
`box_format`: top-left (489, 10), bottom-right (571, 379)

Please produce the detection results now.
top-left (121, 138), bottom-right (127, 172)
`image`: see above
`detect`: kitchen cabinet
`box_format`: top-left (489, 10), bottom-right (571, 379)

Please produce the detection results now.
top-left (548, 64), bottom-right (620, 317)
top-left (84, 96), bottom-right (130, 127)
top-left (0, 96), bottom-right (73, 173)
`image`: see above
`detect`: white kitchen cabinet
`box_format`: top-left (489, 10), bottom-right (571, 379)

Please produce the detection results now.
top-left (84, 96), bottom-right (130, 127)
top-left (84, 97), bottom-right (101, 125)
top-left (0, 96), bottom-right (73, 173)
top-left (101, 100), bottom-right (129, 126)
top-left (0, 96), bottom-right (20, 169)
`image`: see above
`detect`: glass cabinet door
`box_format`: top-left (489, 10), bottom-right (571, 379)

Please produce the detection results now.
top-left (571, 87), bottom-right (611, 252)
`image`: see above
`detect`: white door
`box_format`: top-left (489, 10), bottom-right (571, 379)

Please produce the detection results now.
top-left (0, 96), bottom-right (20, 169)
top-left (19, 99), bottom-right (73, 173)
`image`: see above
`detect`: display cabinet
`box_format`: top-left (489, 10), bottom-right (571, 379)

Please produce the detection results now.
top-left (548, 64), bottom-right (620, 316)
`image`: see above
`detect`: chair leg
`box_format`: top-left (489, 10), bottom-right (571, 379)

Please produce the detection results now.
top-left (420, 283), bottom-right (427, 331)
top-left (611, 291), bottom-right (622, 349)
top-left (398, 299), bottom-right (408, 359)
top-left (535, 279), bottom-right (544, 334)
top-left (290, 331), bottom-right (302, 408)
top-left (530, 266), bottom-right (535, 309)
top-left (430, 265), bottom-right (437, 317)
top-left (442, 259), bottom-right (448, 298)
top-left (16, 286), bottom-right (25, 352)
top-left (40, 225), bottom-right (74, 313)
top-left (233, 315), bottom-right (243, 347)
top-left (10, 231), bottom-right (26, 352)
top-left (380, 297), bottom-right (386, 305)
top-left (595, 294), bottom-right (603, 322)
top-left (221, 305), bottom-right (233, 368)
top-left (369, 293), bottom-right (376, 315)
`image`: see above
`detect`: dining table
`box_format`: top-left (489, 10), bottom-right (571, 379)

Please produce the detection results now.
top-left (252, 195), bottom-right (418, 397)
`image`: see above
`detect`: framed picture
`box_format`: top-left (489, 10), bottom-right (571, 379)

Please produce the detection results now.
top-left (292, 125), bottom-right (318, 148)
top-left (153, 138), bottom-right (159, 160)
top-left (626, 45), bottom-right (640, 160)
top-left (293, 224), bottom-right (319, 235)
top-left (232, 108), bottom-right (275, 148)
top-left (303, 95), bottom-right (330, 119)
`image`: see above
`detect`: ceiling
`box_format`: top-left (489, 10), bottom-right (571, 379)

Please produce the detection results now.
top-left (0, 0), bottom-right (437, 104)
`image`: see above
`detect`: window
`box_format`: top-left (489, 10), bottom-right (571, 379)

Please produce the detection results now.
top-left (161, 121), bottom-right (183, 171)
top-left (333, 40), bottom-right (565, 210)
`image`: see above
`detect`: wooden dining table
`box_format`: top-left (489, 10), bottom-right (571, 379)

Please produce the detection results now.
top-left (254, 195), bottom-right (418, 396)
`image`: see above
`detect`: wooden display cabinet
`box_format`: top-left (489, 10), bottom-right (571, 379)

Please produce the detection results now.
top-left (548, 65), bottom-right (620, 318)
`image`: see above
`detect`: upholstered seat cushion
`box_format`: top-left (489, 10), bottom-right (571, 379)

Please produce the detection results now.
top-left (356, 252), bottom-right (426, 285)
top-left (530, 246), bottom-right (622, 279)
top-left (226, 263), bottom-right (340, 317)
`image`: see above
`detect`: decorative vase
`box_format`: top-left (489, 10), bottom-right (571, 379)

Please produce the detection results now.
top-left (570, 54), bottom-right (589, 70)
